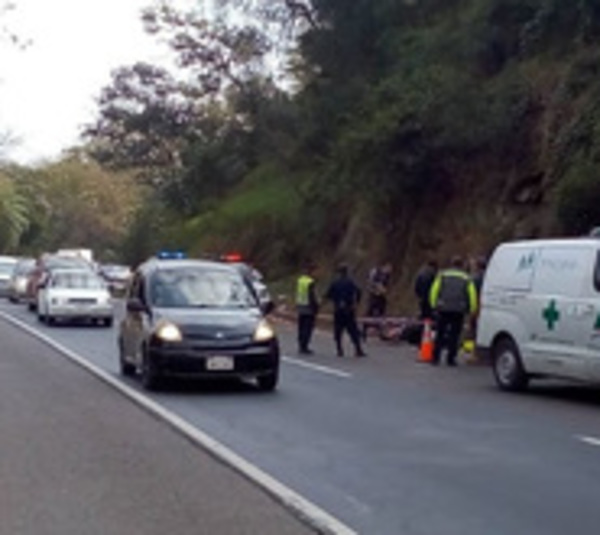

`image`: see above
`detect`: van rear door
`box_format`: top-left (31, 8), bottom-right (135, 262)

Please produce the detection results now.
top-left (580, 249), bottom-right (600, 381)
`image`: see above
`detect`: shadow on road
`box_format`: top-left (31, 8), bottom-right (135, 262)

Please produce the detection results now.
top-left (523, 383), bottom-right (600, 408)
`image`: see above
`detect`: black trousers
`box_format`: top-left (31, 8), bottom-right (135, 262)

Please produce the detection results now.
top-left (366, 294), bottom-right (387, 317)
top-left (334, 310), bottom-right (363, 355)
top-left (418, 299), bottom-right (434, 320)
top-left (363, 294), bottom-right (387, 339)
top-left (297, 313), bottom-right (316, 351)
top-left (433, 311), bottom-right (465, 365)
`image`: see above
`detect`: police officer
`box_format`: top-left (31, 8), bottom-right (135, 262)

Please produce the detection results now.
top-left (296, 263), bottom-right (319, 355)
top-left (414, 259), bottom-right (438, 320)
top-left (325, 264), bottom-right (366, 357)
top-left (429, 256), bottom-right (477, 366)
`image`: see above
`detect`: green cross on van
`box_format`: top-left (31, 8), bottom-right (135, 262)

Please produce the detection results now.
top-left (542, 300), bottom-right (560, 330)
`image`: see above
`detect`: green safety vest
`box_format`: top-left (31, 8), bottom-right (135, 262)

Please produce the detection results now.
top-left (296, 275), bottom-right (314, 306)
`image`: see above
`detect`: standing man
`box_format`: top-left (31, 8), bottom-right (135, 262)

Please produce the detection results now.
top-left (326, 264), bottom-right (366, 357)
top-left (414, 259), bottom-right (438, 320)
top-left (366, 262), bottom-right (393, 318)
top-left (363, 261), bottom-right (393, 339)
top-left (296, 263), bottom-right (319, 355)
top-left (429, 256), bottom-right (477, 366)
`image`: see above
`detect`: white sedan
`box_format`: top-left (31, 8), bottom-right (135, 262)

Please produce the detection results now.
top-left (37, 268), bottom-right (114, 326)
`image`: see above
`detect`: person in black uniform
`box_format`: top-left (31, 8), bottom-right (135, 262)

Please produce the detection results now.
top-left (414, 259), bottom-right (438, 320)
top-left (325, 264), bottom-right (366, 357)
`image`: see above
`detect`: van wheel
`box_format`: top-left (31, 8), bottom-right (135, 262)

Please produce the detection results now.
top-left (492, 338), bottom-right (529, 392)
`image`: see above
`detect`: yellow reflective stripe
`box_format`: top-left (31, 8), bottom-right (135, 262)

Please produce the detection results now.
top-left (429, 274), bottom-right (442, 308)
top-left (296, 275), bottom-right (314, 305)
top-left (467, 281), bottom-right (477, 313)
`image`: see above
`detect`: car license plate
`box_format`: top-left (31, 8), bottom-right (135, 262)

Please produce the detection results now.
top-left (206, 356), bottom-right (234, 371)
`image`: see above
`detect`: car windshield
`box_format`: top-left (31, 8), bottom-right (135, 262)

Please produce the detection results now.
top-left (46, 256), bottom-right (91, 270)
top-left (52, 272), bottom-right (104, 289)
top-left (0, 262), bottom-right (16, 275)
top-left (103, 265), bottom-right (130, 278)
top-left (15, 260), bottom-right (35, 275)
top-left (149, 267), bottom-right (257, 309)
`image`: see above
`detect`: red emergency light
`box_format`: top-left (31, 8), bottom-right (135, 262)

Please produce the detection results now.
top-left (222, 252), bottom-right (243, 263)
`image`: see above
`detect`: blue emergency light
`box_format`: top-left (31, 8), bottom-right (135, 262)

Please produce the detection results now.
top-left (156, 250), bottom-right (187, 260)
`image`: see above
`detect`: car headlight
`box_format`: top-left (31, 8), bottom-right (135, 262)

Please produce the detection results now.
top-left (155, 321), bottom-right (183, 342)
top-left (254, 319), bottom-right (275, 342)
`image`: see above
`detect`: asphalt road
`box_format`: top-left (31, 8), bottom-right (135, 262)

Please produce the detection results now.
top-left (0, 315), bottom-right (313, 535)
top-left (3, 299), bottom-right (600, 535)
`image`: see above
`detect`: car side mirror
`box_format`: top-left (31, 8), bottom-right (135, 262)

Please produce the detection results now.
top-left (126, 298), bottom-right (147, 313)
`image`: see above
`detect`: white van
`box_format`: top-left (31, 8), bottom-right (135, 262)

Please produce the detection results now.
top-left (477, 238), bottom-right (600, 391)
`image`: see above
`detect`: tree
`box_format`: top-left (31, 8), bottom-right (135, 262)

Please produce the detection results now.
top-left (0, 171), bottom-right (29, 252)
top-left (85, 62), bottom-right (198, 177)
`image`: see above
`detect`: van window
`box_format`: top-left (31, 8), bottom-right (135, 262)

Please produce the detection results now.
top-left (484, 246), bottom-right (536, 292)
top-left (532, 247), bottom-right (586, 298)
top-left (594, 251), bottom-right (600, 292)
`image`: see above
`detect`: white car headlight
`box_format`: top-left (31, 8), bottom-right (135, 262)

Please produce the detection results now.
top-left (155, 321), bottom-right (183, 342)
top-left (254, 319), bottom-right (275, 342)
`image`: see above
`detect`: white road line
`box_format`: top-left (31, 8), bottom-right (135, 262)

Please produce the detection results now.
top-left (0, 311), bottom-right (358, 535)
top-left (283, 356), bottom-right (353, 379)
top-left (578, 435), bottom-right (600, 448)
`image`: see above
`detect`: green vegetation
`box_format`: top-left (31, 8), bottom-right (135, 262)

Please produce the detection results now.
top-left (5, 1), bottom-right (600, 312)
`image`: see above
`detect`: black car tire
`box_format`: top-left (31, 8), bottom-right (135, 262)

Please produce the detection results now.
top-left (46, 315), bottom-right (55, 326)
top-left (118, 339), bottom-right (136, 377)
top-left (492, 337), bottom-right (529, 392)
top-left (37, 310), bottom-right (46, 323)
top-left (141, 347), bottom-right (163, 391)
top-left (257, 370), bottom-right (278, 392)
top-left (103, 318), bottom-right (113, 328)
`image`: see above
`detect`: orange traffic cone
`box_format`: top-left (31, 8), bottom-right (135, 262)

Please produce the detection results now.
top-left (418, 319), bottom-right (434, 363)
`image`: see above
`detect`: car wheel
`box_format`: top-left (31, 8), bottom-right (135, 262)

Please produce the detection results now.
top-left (140, 347), bottom-right (163, 391)
top-left (28, 301), bottom-right (35, 312)
top-left (46, 315), bottom-right (55, 326)
top-left (118, 338), bottom-right (136, 377)
top-left (492, 337), bottom-right (529, 392)
top-left (104, 318), bottom-right (114, 328)
top-left (256, 370), bottom-right (278, 392)
top-left (37, 310), bottom-right (46, 323)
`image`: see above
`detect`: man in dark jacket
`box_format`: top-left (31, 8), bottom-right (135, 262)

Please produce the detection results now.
top-left (414, 259), bottom-right (438, 320)
top-left (325, 264), bottom-right (366, 357)
top-left (429, 256), bottom-right (477, 366)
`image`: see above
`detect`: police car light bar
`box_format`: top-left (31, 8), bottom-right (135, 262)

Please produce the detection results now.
top-left (157, 250), bottom-right (187, 260)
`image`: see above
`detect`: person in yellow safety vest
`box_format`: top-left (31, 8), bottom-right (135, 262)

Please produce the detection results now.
top-left (296, 263), bottom-right (319, 355)
top-left (428, 255), bottom-right (477, 367)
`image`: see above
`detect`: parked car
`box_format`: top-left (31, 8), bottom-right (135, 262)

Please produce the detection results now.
top-left (26, 253), bottom-right (95, 311)
top-left (99, 263), bottom-right (132, 294)
top-left (0, 256), bottom-right (18, 298)
top-left (8, 257), bottom-right (36, 303)
top-left (118, 257), bottom-right (280, 391)
top-left (36, 268), bottom-right (113, 326)
top-left (227, 262), bottom-right (274, 313)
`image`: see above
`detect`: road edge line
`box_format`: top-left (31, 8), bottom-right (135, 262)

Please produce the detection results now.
top-left (0, 311), bottom-right (357, 535)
